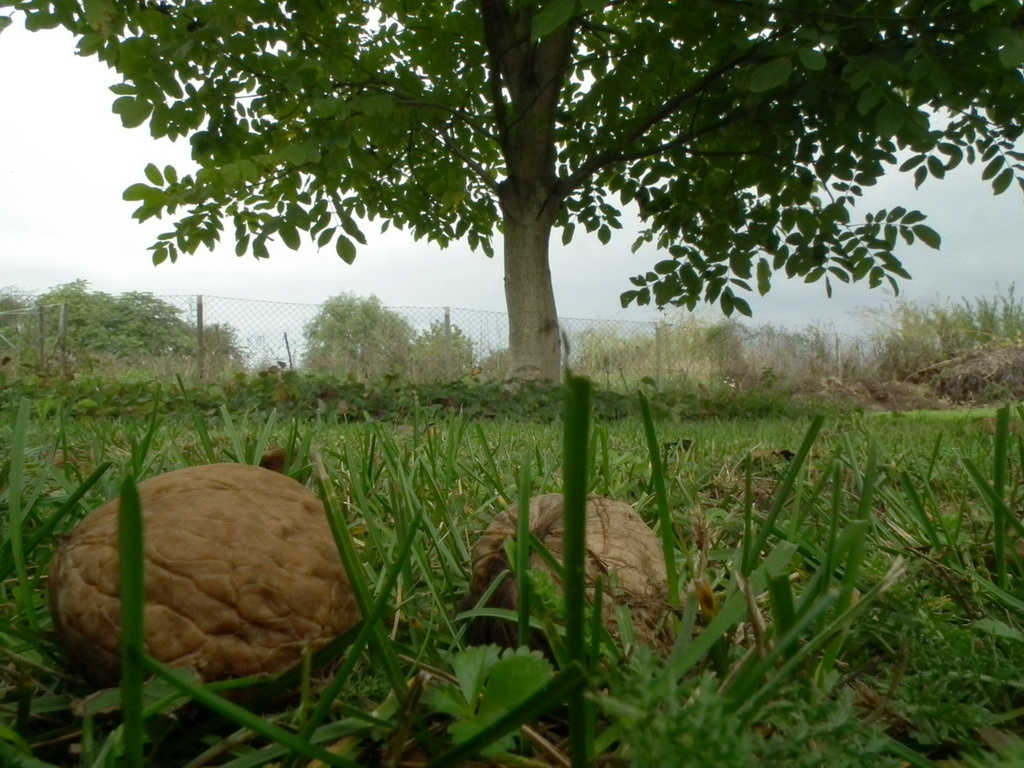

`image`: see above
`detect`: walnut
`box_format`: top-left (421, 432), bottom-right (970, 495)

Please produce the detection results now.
top-left (465, 494), bottom-right (670, 651)
top-left (48, 463), bottom-right (359, 686)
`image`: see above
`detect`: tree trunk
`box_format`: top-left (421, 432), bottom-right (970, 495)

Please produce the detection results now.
top-left (479, 1), bottom-right (573, 381)
top-left (503, 208), bottom-right (560, 381)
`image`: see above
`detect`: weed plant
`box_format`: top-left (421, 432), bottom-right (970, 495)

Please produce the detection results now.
top-left (0, 386), bottom-right (1023, 766)
top-left (865, 284), bottom-right (1024, 379)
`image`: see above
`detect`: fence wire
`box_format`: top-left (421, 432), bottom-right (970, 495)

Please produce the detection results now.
top-left (2, 294), bottom-right (881, 386)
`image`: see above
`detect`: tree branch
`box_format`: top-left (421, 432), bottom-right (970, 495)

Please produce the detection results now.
top-left (558, 41), bottom-right (770, 195)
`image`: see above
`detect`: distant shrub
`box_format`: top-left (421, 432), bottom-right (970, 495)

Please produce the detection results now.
top-left (863, 283), bottom-right (1024, 379)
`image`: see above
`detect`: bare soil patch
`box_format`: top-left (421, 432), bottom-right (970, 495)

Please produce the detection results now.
top-left (809, 378), bottom-right (951, 412)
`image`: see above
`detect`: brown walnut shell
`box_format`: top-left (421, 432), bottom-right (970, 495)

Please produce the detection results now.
top-left (48, 463), bottom-right (359, 686)
top-left (465, 493), bottom-right (670, 650)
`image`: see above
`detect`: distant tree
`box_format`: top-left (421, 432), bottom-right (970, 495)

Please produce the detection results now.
top-left (0, 287), bottom-right (36, 364)
top-left (303, 293), bottom-right (414, 378)
top-left (8, 2), bottom-right (1024, 379)
top-left (410, 320), bottom-right (477, 381)
top-left (39, 280), bottom-right (195, 358)
top-left (0, 286), bottom-right (32, 312)
top-left (201, 321), bottom-right (246, 371)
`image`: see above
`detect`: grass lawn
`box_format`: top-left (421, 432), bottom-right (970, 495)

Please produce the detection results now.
top-left (1, 386), bottom-right (1023, 767)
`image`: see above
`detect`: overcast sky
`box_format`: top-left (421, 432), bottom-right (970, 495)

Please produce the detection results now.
top-left (2, 21), bottom-right (1022, 336)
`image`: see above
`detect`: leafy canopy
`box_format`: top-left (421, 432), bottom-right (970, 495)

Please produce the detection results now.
top-left (39, 280), bottom-right (196, 358)
top-left (5, 1), bottom-right (1024, 316)
top-left (303, 292), bottom-right (416, 376)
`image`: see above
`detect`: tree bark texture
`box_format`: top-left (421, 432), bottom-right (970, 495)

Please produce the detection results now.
top-left (502, 207), bottom-right (560, 381)
top-left (480, 0), bottom-right (573, 380)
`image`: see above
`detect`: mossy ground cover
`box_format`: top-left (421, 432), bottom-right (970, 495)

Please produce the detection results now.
top-left (1, 377), bottom-right (1023, 767)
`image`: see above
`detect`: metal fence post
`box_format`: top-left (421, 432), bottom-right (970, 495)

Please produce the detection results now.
top-left (58, 302), bottom-right (69, 375)
top-left (834, 331), bottom-right (841, 379)
top-left (443, 306), bottom-right (452, 380)
top-left (37, 303), bottom-right (45, 366)
top-left (655, 321), bottom-right (664, 389)
top-left (196, 294), bottom-right (205, 380)
top-left (58, 302), bottom-right (68, 352)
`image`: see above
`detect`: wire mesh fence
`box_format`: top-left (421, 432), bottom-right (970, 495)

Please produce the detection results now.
top-left (1, 293), bottom-right (882, 387)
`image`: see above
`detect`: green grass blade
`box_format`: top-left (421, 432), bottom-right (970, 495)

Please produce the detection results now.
top-left (670, 543), bottom-right (798, 678)
top-left (175, 374), bottom-right (217, 463)
top-left (562, 373), bottom-right (591, 768)
top-left (0, 738), bottom-right (63, 768)
top-left (638, 391), bottom-right (680, 605)
top-left (736, 557), bottom-right (906, 721)
top-left (766, 573), bottom-right (797, 639)
top-left (516, 450), bottom-right (533, 649)
top-left (129, 391), bottom-right (163, 477)
top-left (973, 574), bottom-right (1024, 619)
top-left (963, 458), bottom-right (1024, 543)
top-left (7, 399), bottom-right (38, 630)
top-left (726, 590), bottom-right (840, 710)
top-left (219, 404), bottom-right (248, 464)
top-left (20, 462), bottom-right (113, 572)
top-left (298, 510), bottom-right (426, 746)
top-left (118, 474), bottom-right (146, 768)
top-left (142, 656), bottom-right (359, 767)
top-left (744, 414), bottom-right (823, 574)
top-left (992, 405), bottom-right (1009, 588)
top-left (251, 409), bottom-right (280, 464)
top-left (311, 451), bottom-right (407, 703)
top-left (894, 472), bottom-right (943, 548)
top-left (881, 734), bottom-right (941, 768)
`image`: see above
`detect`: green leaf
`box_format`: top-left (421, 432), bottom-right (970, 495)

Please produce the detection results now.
top-left (797, 48), bottom-right (826, 72)
top-left (997, 36), bottom-right (1024, 68)
top-left (749, 58), bottom-right (793, 93)
top-left (926, 155), bottom-right (945, 179)
top-left (340, 214), bottom-right (367, 245)
top-left (756, 258), bottom-right (771, 295)
top-left (143, 163), bottom-right (163, 186)
top-left (279, 223), bottom-right (301, 250)
top-left (448, 651), bottom-right (557, 757)
top-left (911, 224), bottom-right (941, 249)
top-left (0, 16), bottom-right (13, 35)
top-left (112, 96), bottom-right (153, 129)
top-left (335, 234), bottom-right (357, 263)
top-left (561, 222), bottom-right (575, 246)
top-left (424, 684), bottom-right (473, 719)
top-left (856, 86), bottom-right (882, 116)
top-left (970, 0), bottom-right (998, 8)
top-left (899, 154), bottom-right (925, 172)
top-left (24, 12), bottom-right (60, 30)
top-left (477, 651), bottom-right (553, 718)
top-left (992, 167), bottom-right (1015, 195)
top-left (982, 155), bottom-right (1004, 181)
top-left (83, 0), bottom-right (118, 37)
top-left (973, 618), bottom-right (1024, 642)
top-left (875, 104), bottom-right (904, 137)
top-left (122, 183), bottom-right (154, 201)
top-left (316, 226), bottom-right (336, 248)
top-left (532, 0), bottom-right (576, 38)
top-left (731, 295), bottom-right (752, 317)
top-left (452, 645), bottom-right (501, 708)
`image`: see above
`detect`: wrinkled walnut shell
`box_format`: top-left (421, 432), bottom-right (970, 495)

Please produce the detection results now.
top-left (466, 494), bottom-right (670, 650)
top-left (48, 463), bottom-right (359, 686)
